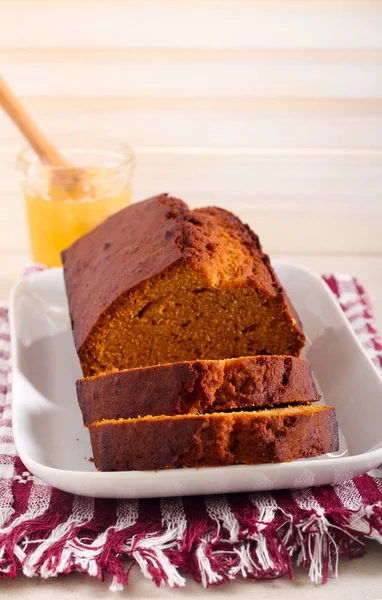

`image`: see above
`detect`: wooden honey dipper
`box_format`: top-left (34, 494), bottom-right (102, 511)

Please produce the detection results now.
top-left (0, 74), bottom-right (93, 197)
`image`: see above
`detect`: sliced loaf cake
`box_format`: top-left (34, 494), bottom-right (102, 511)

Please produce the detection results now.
top-left (62, 195), bottom-right (338, 473)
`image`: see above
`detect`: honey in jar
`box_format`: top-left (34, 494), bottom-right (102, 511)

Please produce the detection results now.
top-left (17, 142), bottom-right (135, 267)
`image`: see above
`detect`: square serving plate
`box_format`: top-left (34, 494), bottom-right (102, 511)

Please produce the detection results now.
top-left (9, 263), bottom-right (382, 499)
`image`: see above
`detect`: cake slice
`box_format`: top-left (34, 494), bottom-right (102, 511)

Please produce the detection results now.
top-left (88, 405), bottom-right (338, 471)
top-left (62, 194), bottom-right (305, 377)
top-left (77, 355), bottom-right (319, 425)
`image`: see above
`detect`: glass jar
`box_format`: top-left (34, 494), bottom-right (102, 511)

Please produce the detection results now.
top-left (17, 139), bottom-right (135, 267)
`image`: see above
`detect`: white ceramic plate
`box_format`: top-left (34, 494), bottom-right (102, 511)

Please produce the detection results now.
top-left (9, 263), bottom-right (382, 499)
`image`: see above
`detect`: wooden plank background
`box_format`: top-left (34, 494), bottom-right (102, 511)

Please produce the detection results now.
top-left (2, 1), bottom-right (382, 50)
top-left (1, 0), bottom-right (382, 270)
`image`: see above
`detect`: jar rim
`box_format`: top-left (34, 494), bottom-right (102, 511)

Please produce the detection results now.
top-left (16, 138), bottom-right (135, 175)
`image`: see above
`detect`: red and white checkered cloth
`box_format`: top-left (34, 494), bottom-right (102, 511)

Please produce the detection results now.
top-left (1, 273), bottom-right (382, 590)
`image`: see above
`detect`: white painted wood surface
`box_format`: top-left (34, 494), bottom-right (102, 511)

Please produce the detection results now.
top-left (2, 1), bottom-right (382, 50)
top-left (1, 1), bottom-right (382, 257)
top-left (2, 49), bottom-right (382, 99)
top-left (2, 99), bottom-right (382, 149)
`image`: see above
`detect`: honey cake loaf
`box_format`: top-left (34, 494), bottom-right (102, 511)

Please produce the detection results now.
top-left (88, 404), bottom-right (338, 471)
top-left (77, 356), bottom-right (319, 425)
top-left (62, 194), bottom-right (305, 376)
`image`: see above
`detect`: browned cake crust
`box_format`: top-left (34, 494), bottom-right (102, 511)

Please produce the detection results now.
top-left (62, 194), bottom-right (305, 376)
top-left (77, 356), bottom-right (319, 425)
top-left (89, 405), bottom-right (338, 471)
